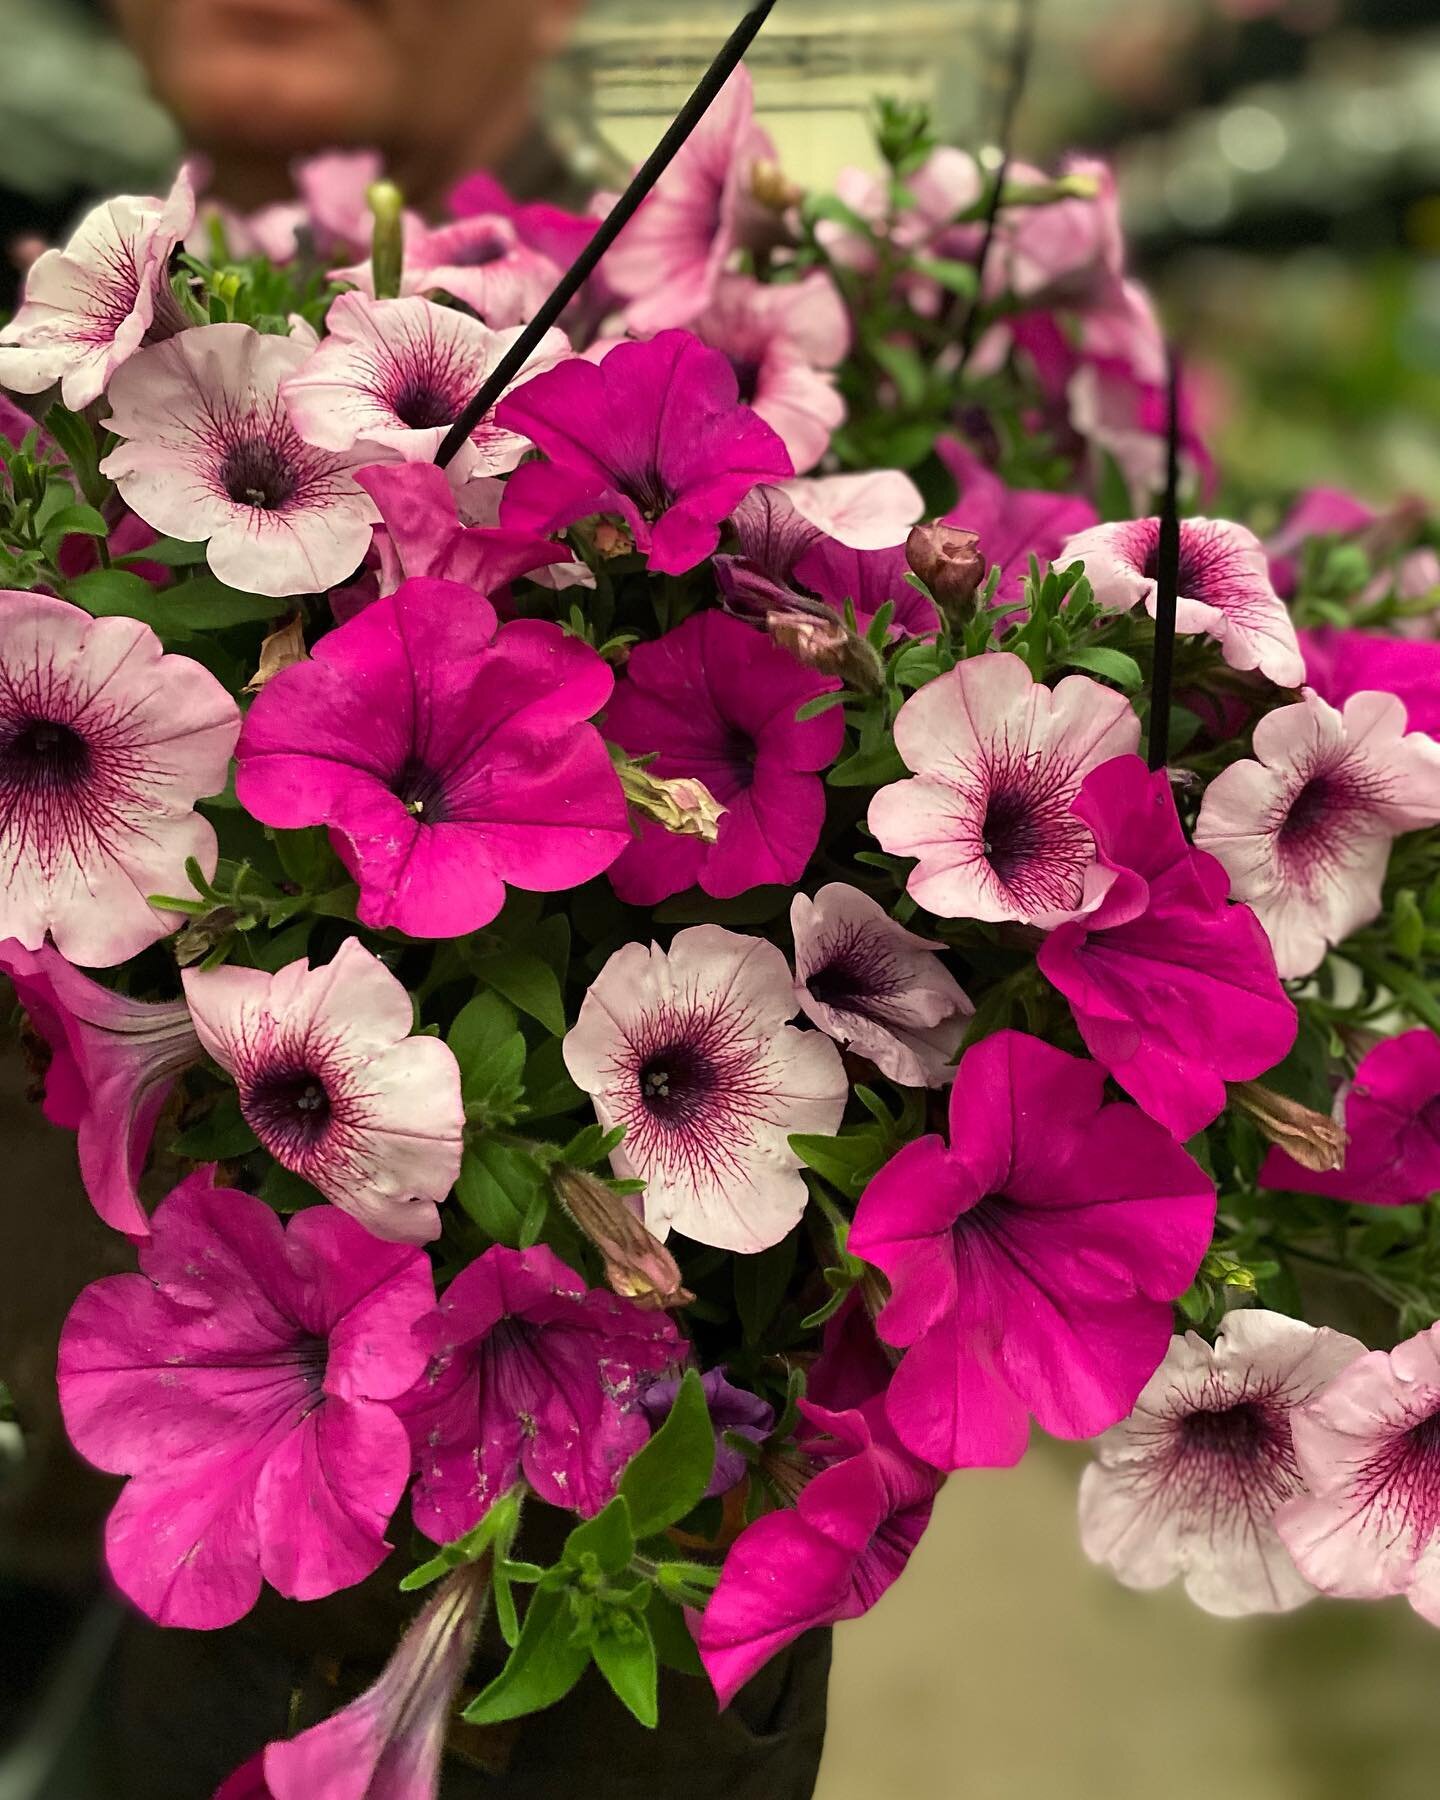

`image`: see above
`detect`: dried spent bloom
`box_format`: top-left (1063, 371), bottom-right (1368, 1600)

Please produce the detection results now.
top-left (0, 591), bottom-right (239, 967)
top-left (614, 761), bottom-right (726, 846)
top-left (1080, 1310), bottom-right (1365, 1615)
top-left (1231, 1081), bottom-right (1347, 1174)
top-left (1194, 689), bottom-right (1440, 979)
top-left (906, 522), bottom-right (987, 622)
top-left (563, 925), bottom-right (848, 1254)
top-left (791, 883), bottom-right (972, 1088)
top-left (182, 937), bottom-right (464, 1244)
top-left (868, 652), bottom-right (1140, 926)
top-left (551, 1165), bottom-right (694, 1310)
top-left (102, 323), bottom-right (380, 598)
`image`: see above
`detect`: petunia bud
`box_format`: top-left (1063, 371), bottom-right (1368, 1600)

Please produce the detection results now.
top-left (366, 180), bottom-right (405, 300)
top-left (751, 159), bottom-right (803, 214)
top-left (768, 608), bottom-right (883, 694)
top-left (551, 1166), bottom-right (694, 1310)
top-left (1230, 1080), bottom-right (1347, 1173)
top-left (592, 520), bottom-right (636, 559)
top-left (905, 522), bottom-right (986, 625)
top-left (616, 760), bottom-right (726, 844)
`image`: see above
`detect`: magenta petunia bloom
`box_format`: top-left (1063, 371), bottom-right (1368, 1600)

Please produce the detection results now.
top-left (1193, 689), bottom-right (1440, 979)
top-left (235, 577), bottom-right (629, 938)
top-left (182, 938), bottom-right (464, 1244)
top-left (0, 591), bottom-right (240, 967)
top-left (58, 1170), bottom-right (435, 1629)
top-left (1058, 515), bottom-right (1305, 688)
top-left (448, 169), bottom-right (600, 271)
top-left (1260, 1030), bottom-right (1440, 1205)
top-left (938, 438), bottom-right (1098, 602)
top-left (603, 609), bottom-right (841, 905)
top-left (848, 1030), bottom-right (1215, 1470)
top-left (791, 883), bottom-right (972, 1088)
top-left (333, 213), bottom-right (563, 327)
top-left (401, 1243), bottom-right (681, 1538)
top-left (281, 292), bottom-right (569, 474)
top-left (1080, 1310), bottom-right (1365, 1616)
top-left (1303, 627), bottom-right (1440, 740)
top-left (695, 1400), bottom-right (941, 1706)
top-left (791, 538), bottom-right (940, 637)
top-left (0, 940), bottom-right (199, 1237)
top-left (101, 322), bottom-right (379, 598)
top-left (496, 331), bottom-right (793, 576)
top-left (0, 164), bottom-right (193, 409)
top-left (868, 652), bottom-right (1140, 926)
top-left (563, 925), bottom-right (848, 1253)
top-left (1037, 755), bottom-right (1296, 1141)
top-left (1278, 1323), bottom-right (1440, 1627)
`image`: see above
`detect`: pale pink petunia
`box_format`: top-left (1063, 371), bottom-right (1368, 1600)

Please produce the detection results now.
top-left (1278, 1322), bottom-right (1440, 1627)
top-left (58, 1169), bottom-right (435, 1629)
top-left (281, 291), bottom-right (569, 474)
top-left (182, 937), bottom-right (464, 1244)
top-left (1193, 689), bottom-right (1440, 978)
top-left (563, 925), bottom-right (847, 1254)
top-left (1080, 1310), bottom-right (1365, 1616)
top-left (777, 470), bottom-right (924, 551)
top-left (0, 591), bottom-right (239, 967)
top-left (0, 165), bottom-right (194, 409)
top-left (1058, 515), bottom-right (1304, 688)
top-left (101, 322), bottom-right (379, 598)
top-left (791, 883), bottom-right (972, 1087)
top-left (333, 213), bottom-right (563, 327)
top-left (0, 940), bottom-right (199, 1237)
top-left (868, 652), bottom-right (1141, 925)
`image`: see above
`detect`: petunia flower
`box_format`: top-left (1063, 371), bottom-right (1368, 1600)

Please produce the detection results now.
top-left (1193, 689), bottom-right (1440, 978)
top-left (1057, 515), bottom-right (1304, 688)
top-left (563, 925), bottom-right (848, 1254)
top-left (605, 66), bottom-right (778, 333)
top-left (641, 1368), bottom-right (774, 1498)
top-left (448, 168), bottom-right (600, 270)
top-left (1277, 1322), bottom-right (1440, 1627)
top-left (790, 882), bottom-right (972, 1088)
top-left (1302, 627), bottom-right (1440, 740)
top-left (1079, 1309), bottom-right (1365, 1616)
top-left (496, 331), bottom-right (793, 577)
top-left (182, 937), bottom-right (464, 1244)
top-left (281, 292), bottom-right (569, 474)
top-left (938, 438), bottom-right (1098, 601)
top-left (848, 1030), bottom-right (1215, 1469)
top-left (695, 1400), bottom-right (941, 1706)
top-left (1260, 1030), bottom-right (1440, 1205)
top-left (58, 1169), bottom-right (435, 1629)
top-left (101, 322), bottom-right (380, 598)
top-left (868, 652), bottom-right (1141, 926)
top-left (777, 470), bottom-right (924, 552)
top-left (332, 212), bottom-right (564, 327)
top-left (401, 1243), bottom-right (680, 1537)
top-left (0, 940), bottom-right (199, 1237)
top-left (234, 578), bottom-right (629, 938)
top-left (601, 610), bottom-right (843, 905)
top-left (0, 164), bottom-right (194, 409)
top-left (790, 538), bottom-right (940, 637)
top-left (0, 591), bottom-right (240, 967)
top-left (1037, 755), bottom-right (1296, 1141)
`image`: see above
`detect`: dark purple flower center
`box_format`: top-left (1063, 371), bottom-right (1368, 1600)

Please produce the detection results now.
top-left (1279, 774), bottom-right (1336, 846)
top-left (805, 927), bottom-right (901, 1019)
top-left (1141, 532), bottom-right (1204, 594)
top-left (1355, 1407), bottom-right (1440, 1543)
top-left (626, 466), bottom-right (675, 524)
top-left (638, 1040), bottom-right (716, 1127)
top-left (246, 1067), bottom-right (332, 1150)
top-left (1179, 1400), bottom-right (1273, 1460)
top-left (728, 355), bottom-right (763, 405)
top-left (448, 232), bottom-right (509, 267)
top-left (221, 435), bottom-right (299, 511)
top-left (0, 717), bottom-right (91, 792)
top-left (1274, 758), bottom-right (1385, 890)
top-left (392, 756), bottom-right (451, 824)
top-left (390, 378), bottom-right (459, 431)
top-left (980, 784), bottom-right (1043, 884)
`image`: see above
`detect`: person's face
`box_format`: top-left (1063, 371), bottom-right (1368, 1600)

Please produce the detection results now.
top-left (111, 0), bottom-right (584, 164)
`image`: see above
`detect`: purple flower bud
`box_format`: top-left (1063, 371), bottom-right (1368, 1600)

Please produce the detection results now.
top-left (905, 521), bottom-right (987, 622)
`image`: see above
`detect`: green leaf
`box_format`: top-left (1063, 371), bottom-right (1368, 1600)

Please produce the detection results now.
top-left (470, 948), bottom-right (567, 1037)
top-left (789, 1130), bottom-right (887, 1199)
top-left (171, 1090), bottom-right (260, 1160)
top-left (619, 1367), bottom-right (714, 1540)
top-left (734, 1229), bottom-right (798, 1343)
top-left (455, 1138), bottom-right (548, 1247)
top-left (1059, 646), bottom-right (1144, 692)
top-left (164, 574), bottom-right (282, 627)
top-left (42, 502), bottom-right (109, 542)
top-left (118, 535), bottom-right (210, 568)
top-left (653, 886), bottom-right (791, 926)
top-left (400, 1486), bottom-right (522, 1592)
top-left (271, 826), bottom-right (341, 892)
top-left (563, 1496), bottom-right (635, 1575)
top-left (462, 1587), bottom-right (591, 1725)
top-left (521, 1035), bottom-right (586, 1121)
top-left (646, 1588), bottom-right (704, 1676)
top-left (826, 739), bottom-right (906, 789)
top-left (592, 1617), bottom-right (658, 1728)
top-left (910, 255), bottom-right (977, 297)
top-left (448, 992), bottom-right (527, 1123)
top-left (66, 567), bottom-right (161, 619)
top-left (259, 1161), bottom-right (327, 1212)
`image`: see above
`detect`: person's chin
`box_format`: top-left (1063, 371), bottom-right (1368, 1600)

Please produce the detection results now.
top-left (164, 49), bottom-right (389, 152)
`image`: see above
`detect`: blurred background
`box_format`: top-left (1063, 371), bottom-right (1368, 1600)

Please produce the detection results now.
top-left (1, 1), bottom-right (1438, 1796)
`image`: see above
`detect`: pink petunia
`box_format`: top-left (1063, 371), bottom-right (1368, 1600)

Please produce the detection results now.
top-left (601, 609), bottom-right (842, 905)
top-left (401, 1243), bottom-right (680, 1538)
top-left (235, 578), bottom-right (629, 938)
top-left (791, 882), bottom-right (971, 1087)
top-left (1193, 689), bottom-right (1440, 978)
top-left (0, 164), bottom-right (194, 409)
top-left (848, 1030), bottom-right (1215, 1469)
top-left (1260, 1030), bottom-right (1440, 1205)
top-left (0, 940), bottom-right (199, 1237)
top-left (58, 1169), bottom-right (435, 1629)
top-left (182, 937), bottom-right (464, 1244)
top-left (1058, 515), bottom-right (1305, 689)
top-left (1303, 627), bottom-right (1440, 740)
top-left (777, 470), bottom-right (924, 552)
top-left (1080, 1310), bottom-right (1365, 1616)
top-left (868, 652), bottom-right (1141, 926)
top-left (790, 538), bottom-right (940, 637)
top-left (496, 331), bottom-right (793, 577)
top-left (101, 322), bottom-right (379, 598)
top-left (448, 169), bottom-right (600, 271)
top-left (563, 925), bottom-right (848, 1253)
top-left (0, 591), bottom-right (239, 967)
top-left (695, 1401), bottom-right (941, 1706)
top-left (1278, 1322), bottom-right (1440, 1627)
top-left (1038, 755), bottom-right (1296, 1141)
top-left (938, 438), bottom-right (1098, 601)
top-left (332, 213), bottom-right (563, 327)
top-left (605, 66), bottom-right (778, 333)
top-left (281, 292), bottom-right (569, 474)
